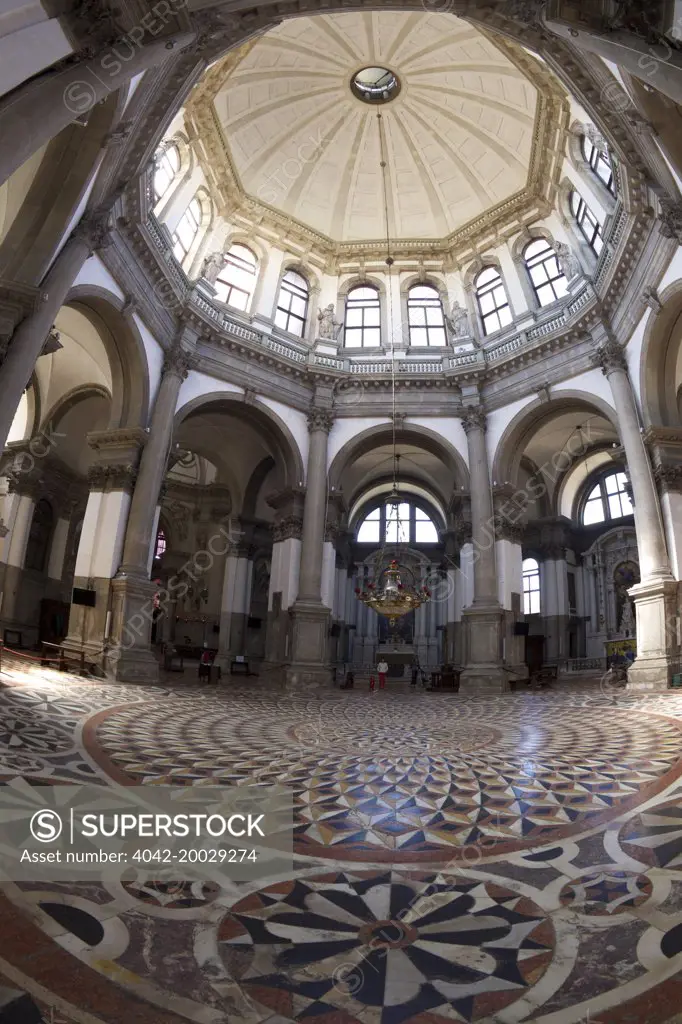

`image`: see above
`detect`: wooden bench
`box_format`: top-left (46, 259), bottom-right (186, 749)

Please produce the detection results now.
top-left (41, 642), bottom-right (88, 676)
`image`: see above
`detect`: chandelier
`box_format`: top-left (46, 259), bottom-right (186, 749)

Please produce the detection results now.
top-left (356, 559), bottom-right (430, 626)
top-left (353, 113), bottom-right (431, 627)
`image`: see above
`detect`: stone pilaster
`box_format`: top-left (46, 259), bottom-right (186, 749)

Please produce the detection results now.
top-left (458, 406), bottom-right (507, 693)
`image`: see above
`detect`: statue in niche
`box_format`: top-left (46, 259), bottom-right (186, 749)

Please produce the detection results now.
top-left (614, 560), bottom-right (640, 635)
top-left (555, 242), bottom-right (581, 281)
top-left (445, 300), bottom-right (470, 339)
top-left (317, 304), bottom-right (342, 340)
top-left (200, 251), bottom-right (225, 285)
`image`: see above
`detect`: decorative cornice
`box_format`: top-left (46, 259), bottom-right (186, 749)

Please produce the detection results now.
top-left (494, 514), bottom-right (525, 544)
top-left (307, 408), bottom-right (334, 434)
top-left (461, 406), bottom-right (487, 434)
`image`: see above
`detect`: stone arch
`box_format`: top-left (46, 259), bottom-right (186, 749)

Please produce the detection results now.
top-left (492, 392), bottom-right (620, 492)
top-left (172, 393), bottom-right (305, 492)
top-left (40, 383), bottom-right (111, 434)
top-left (329, 422), bottom-right (469, 502)
top-left (61, 287), bottom-right (150, 430)
top-left (242, 455), bottom-right (276, 519)
top-left (640, 280), bottom-right (682, 427)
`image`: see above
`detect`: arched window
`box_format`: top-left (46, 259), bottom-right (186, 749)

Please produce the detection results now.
top-left (524, 238), bottom-right (569, 307)
top-left (24, 499), bottom-right (54, 573)
top-left (275, 270), bottom-right (309, 337)
top-left (407, 284), bottom-right (446, 346)
top-left (154, 527), bottom-right (167, 560)
top-left (522, 558), bottom-right (541, 615)
top-left (570, 191), bottom-right (604, 255)
top-left (474, 267), bottom-right (512, 336)
top-left (215, 244), bottom-right (258, 311)
top-left (582, 134), bottom-right (615, 193)
top-left (357, 501), bottom-right (439, 544)
top-left (344, 285), bottom-right (381, 348)
top-left (153, 144), bottom-right (180, 201)
top-left (171, 196), bottom-right (201, 262)
top-left (582, 471), bottom-right (633, 525)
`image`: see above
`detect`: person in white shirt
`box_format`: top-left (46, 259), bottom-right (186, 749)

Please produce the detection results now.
top-left (377, 659), bottom-right (389, 689)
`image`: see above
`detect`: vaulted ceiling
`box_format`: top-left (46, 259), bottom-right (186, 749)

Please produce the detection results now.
top-left (190, 11), bottom-right (554, 246)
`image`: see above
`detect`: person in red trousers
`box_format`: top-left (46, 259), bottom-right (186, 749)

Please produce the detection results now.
top-left (377, 659), bottom-right (388, 689)
top-left (369, 675), bottom-right (375, 691)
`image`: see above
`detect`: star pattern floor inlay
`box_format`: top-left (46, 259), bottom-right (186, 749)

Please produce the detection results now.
top-left (2, 663), bottom-right (682, 1023)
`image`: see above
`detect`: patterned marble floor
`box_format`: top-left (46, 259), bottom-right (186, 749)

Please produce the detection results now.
top-left (2, 659), bottom-right (682, 1023)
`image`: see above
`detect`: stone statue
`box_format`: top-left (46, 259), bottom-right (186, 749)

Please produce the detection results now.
top-left (445, 300), bottom-right (470, 339)
top-left (317, 304), bottom-right (342, 340)
top-left (619, 598), bottom-right (635, 637)
top-left (555, 242), bottom-right (581, 281)
top-left (200, 251), bottom-right (225, 286)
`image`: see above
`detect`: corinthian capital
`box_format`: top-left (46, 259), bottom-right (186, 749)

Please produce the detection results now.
top-left (307, 408), bottom-right (334, 434)
top-left (461, 406), bottom-right (487, 434)
top-left (659, 199), bottom-right (682, 244)
top-left (162, 345), bottom-right (193, 380)
top-left (594, 339), bottom-right (627, 376)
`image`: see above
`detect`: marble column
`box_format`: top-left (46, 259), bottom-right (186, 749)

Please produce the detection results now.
top-left (263, 488), bottom-right (304, 671)
top-left (0, 32), bottom-right (195, 186)
top-left (0, 215), bottom-right (111, 454)
top-left (594, 335), bottom-right (680, 689)
top-left (286, 407), bottom-right (334, 688)
top-left (108, 344), bottom-right (192, 682)
top-left (459, 406), bottom-right (507, 693)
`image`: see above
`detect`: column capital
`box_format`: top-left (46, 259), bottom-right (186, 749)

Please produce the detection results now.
top-left (162, 345), bottom-right (194, 380)
top-left (654, 464), bottom-right (682, 495)
top-left (461, 405), bottom-right (487, 434)
top-left (593, 338), bottom-right (628, 376)
top-left (658, 198), bottom-right (682, 245)
top-left (272, 515), bottom-right (304, 542)
top-left (307, 407), bottom-right (334, 434)
top-left (87, 463), bottom-right (137, 493)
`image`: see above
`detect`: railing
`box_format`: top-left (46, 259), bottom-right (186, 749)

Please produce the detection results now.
top-left (145, 213), bottom-right (608, 381)
top-left (563, 657), bottom-right (607, 673)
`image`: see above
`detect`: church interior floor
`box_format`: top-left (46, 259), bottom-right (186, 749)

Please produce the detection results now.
top-left (2, 661), bottom-right (682, 1023)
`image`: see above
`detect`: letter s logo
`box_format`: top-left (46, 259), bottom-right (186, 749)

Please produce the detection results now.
top-left (30, 809), bottom-right (63, 843)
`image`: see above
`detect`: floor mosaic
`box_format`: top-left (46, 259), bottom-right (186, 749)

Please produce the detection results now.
top-left (1, 661), bottom-right (682, 1022)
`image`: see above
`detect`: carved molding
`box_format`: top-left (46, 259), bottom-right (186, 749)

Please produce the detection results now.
top-left (658, 199), bottom-right (682, 245)
top-left (162, 345), bottom-right (194, 380)
top-left (654, 465), bottom-right (682, 494)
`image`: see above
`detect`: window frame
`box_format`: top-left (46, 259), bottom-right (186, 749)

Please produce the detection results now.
top-left (523, 238), bottom-right (569, 308)
top-left (344, 285), bottom-right (381, 348)
top-left (473, 266), bottom-right (513, 336)
top-left (522, 557), bottom-right (541, 615)
top-left (215, 244), bottom-right (258, 312)
top-left (582, 134), bottom-right (615, 194)
top-left (171, 196), bottom-right (202, 263)
top-left (275, 269), bottom-right (309, 337)
top-left (579, 470), bottom-right (634, 526)
top-left (154, 528), bottom-right (167, 561)
top-left (407, 284), bottom-right (447, 347)
top-left (570, 190), bottom-right (604, 255)
top-left (153, 144), bottom-right (180, 202)
top-left (356, 501), bottom-right (440, 545)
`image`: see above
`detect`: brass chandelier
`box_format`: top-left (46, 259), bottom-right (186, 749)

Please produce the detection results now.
top-left (353, 112), bottom-right (431, 628)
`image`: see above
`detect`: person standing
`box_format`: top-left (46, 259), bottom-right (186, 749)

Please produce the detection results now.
top-left (377, 658), bottom-right (388, 689)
